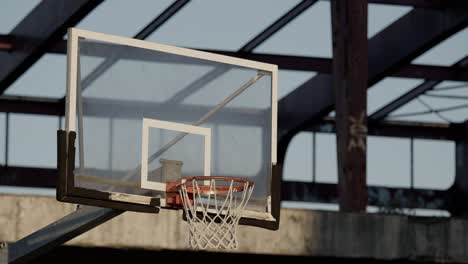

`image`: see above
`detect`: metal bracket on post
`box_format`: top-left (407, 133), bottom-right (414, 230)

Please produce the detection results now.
top-left (6, 206), bottom-right (122, 263)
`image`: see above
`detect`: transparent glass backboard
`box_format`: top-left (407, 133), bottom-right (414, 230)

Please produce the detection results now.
top-left (63, 28), bottom-right (278, 224)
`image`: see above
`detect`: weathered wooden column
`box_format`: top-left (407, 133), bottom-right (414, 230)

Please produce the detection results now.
top-left (331, 0), bottom-right (368, 212)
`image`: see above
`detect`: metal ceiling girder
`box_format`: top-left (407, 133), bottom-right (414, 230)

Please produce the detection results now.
top-left (0, 0), bottom-right (103, 95)
top-left (0, 95), bottom-right (63, 116)
top-left (278, 8), bottom-right (468, 139)
top-left (368, 9), bottom-right (468, 86)
top-left (202, 51), bottom-right (468, 82)
top-left (43, 42), bottom-right (468, 82)
top-left (309, 118), bottom-right (463, 141)
top-left (0, 35), bottom-right (13, 51)
top-left (6, 206), bottom-right (123, 263)
top-left (0, 166), bottom-right (57, 188)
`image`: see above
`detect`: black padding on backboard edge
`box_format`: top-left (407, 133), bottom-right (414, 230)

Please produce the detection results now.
top-left (56, 130), bottom-right (160, 213)
top-left (56, 130), bottom-right (72, 201)
top-left (238, 163), bottom-right (281, 230)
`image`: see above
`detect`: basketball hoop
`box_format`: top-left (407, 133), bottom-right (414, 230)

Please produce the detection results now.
top-left (175, 176), bottom-right (254, 250)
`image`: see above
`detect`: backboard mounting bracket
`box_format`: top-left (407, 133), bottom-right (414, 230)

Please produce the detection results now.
top-left (57, 130), bottom-right (161, 213)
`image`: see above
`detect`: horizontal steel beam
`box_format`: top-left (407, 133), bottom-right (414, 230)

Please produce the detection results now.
top-left (0, 35), bottom-right (13, 51)
top-left (0, 166), bottom-right (57, 188)
top-left (393, 63), bottom-right (468, 81)
top-left (209, 50), bottom-right (468, 82)
top-left (42, 40), bottom-right (468, 82)
top-left (0, 95), bottom-right (460, 140)
top-left (310, 118), bottom-right (463, 140)
top-left (0, 95), bottom-right (265, 125)
top-left (0, 95), bottom-right (64, 115)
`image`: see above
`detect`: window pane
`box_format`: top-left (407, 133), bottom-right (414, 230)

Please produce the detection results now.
top-left (367, 136), bottom-right (411, 187)
top-left (388, 100), bottom-right (445, 123)
top-left (315, 133), bottom-right (337, 183)
top-left (5, 54), bottom-right (66, 97)
top-left (255, 1), bottom-right (332, 57)
top-left (414, 139), bottom-right (455, 190)
top-left (368, 77), bottom-right (424, 115)
top-left (282, 201), bottom-right (338, 211)
top-left (367, 205), bottom-right (450, 217)
top-left (432, 81), bottom-right (468, 97)
top-left (278, 70), bottom-right (317, 99)
top-left (0, 186), bottom-right (55, 196)
top-left (284, 132), bottom-right (313, 182)
top-left (8, 114), bottom-right (58, 168)
top-left (417, 85), bottom-right (468, 123)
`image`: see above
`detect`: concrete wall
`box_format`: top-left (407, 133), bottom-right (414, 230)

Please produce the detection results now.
top-left (1, 194), bottom-right (468, 262)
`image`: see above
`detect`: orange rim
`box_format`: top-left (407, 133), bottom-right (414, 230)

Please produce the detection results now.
top-left (176, 176), bottom-right (254, 194)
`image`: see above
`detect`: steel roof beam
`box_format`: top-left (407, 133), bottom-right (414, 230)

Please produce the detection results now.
top-left (0, 95), bottom-right (459, 140)
top-left (0, 35), bottom-right (13, 51)
top-left (0, 0), bottom-right (103, 95)
top-left (309, 117), bottom-right (463, 141)
top-left (42, 42), bottom-right (468, 82)
top-left (278, 8), bottom-right (468, 139)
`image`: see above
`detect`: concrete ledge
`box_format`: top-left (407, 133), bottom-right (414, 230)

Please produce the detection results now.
top-left (1, 194), bottom-right (468, 262)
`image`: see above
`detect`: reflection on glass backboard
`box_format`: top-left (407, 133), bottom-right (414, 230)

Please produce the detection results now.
top-left (58, 28), bottom-right (279, 235)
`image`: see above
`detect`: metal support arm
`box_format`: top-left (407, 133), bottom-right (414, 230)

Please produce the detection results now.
top-left (2, 206), bottom-right (122, 264)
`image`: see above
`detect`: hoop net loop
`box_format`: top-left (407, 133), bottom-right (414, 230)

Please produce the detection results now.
top-left (177, 176), bottom-right (254, 250)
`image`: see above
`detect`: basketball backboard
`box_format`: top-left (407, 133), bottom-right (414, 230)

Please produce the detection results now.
top-left (58, 28), bottom-right (279, 230)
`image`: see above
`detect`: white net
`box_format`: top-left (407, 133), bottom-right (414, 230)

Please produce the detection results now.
top-left (177, 177), bottom-right (254, 250)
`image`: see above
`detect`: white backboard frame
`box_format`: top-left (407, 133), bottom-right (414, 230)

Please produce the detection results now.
top-left (64, 27), bottom-right (278, 224)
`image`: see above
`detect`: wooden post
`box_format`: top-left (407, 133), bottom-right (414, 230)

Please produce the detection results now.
top-left (331, 0), bottom-right (368, 212)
